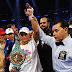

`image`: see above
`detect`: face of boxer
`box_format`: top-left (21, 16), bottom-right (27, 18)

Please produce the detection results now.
top-left (20, 32), bottom-right (30, 43)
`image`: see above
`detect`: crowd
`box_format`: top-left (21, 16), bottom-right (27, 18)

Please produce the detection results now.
top-left (0, 3), bottom-right (72, 72)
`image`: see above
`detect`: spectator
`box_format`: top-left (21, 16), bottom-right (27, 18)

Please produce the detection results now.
top-left (0, 28), bottom-right (14, 72)
top-left (68, 17), bottom-right (72, 37)
top-left (37, 17), bottom-right (53, 72)
top-left (7, 24), bottom-right (20, 41)
top-left (5, 28), bottom-right (14, 42)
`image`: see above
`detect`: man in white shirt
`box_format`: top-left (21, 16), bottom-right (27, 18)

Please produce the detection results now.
top-left (38, 19), bottom-right (72, 72)
top-left (25, 3), bottom-right (72, 72)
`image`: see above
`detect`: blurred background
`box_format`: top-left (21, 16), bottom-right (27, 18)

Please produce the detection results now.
top-left (0, 0), bottom-right (72, 30)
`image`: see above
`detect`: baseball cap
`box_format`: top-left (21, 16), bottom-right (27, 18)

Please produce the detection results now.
top-left (19, 27), bottom-right (30, 34)
top-left (0, 28), bottom-right (6, 35)
top-left (5, 28), bottom-right (14, 34)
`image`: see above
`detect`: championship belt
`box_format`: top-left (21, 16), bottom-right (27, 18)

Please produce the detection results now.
top-left (9, 42), bottom-right (26, 70)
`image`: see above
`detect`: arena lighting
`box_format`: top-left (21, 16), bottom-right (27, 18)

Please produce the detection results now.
top-left (44, 14), bottom-right (48, 16)
top-left (6, 0), bottom-right (13, 13)
top-left (65, 10), bottom-right (68, 12)
top-left (15, 0), bottom-right (20, 26)
top-left (19, 19), bottom-right (24, 20)
top-left (10, 18), bottom-right (26, 21)
top-left (55, 0), bottom-right (59, 10)
top-left (20, 19), bottom-right (21, 20)
top-left (11, 19), bottom-right (15, 21)
top-left (59, 12), bottom-right (61, 13)
top-left (69, 10), bottom-right (72, 12)
top-left (22, 19), bottom-right (24, 20)
top-left (62, 11), bottom-right (64, 13)
top-left (31, 0), bottom-right (40, 15)
top-left (54, 13), bottom-right (58, 14)
top-left (36, 16), bottom-right (40, 18)
top-left (24, 18), bottom-right (26, 20)
top-left (6, 0), bottom-right (16, 19)
top-left (1, 9), bottom-right (71, 22)
top-left (1, 20), bottom-right (7, 21)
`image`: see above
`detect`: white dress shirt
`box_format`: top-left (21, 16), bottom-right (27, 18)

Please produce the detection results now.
top-left (38, 25), bottom-right (72, 72)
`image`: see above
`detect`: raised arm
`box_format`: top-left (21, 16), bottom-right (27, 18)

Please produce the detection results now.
top-left (25, 3), bottom-right (39, 42)
top-left (24, 3), bottom-right (54, 47)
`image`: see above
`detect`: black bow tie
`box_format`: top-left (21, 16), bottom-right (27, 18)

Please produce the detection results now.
top-left (55, 41), bottom-right (64, 46)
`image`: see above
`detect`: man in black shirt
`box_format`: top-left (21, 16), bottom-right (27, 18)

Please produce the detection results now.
top-left (37, 17), bottom-right (54, 72)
